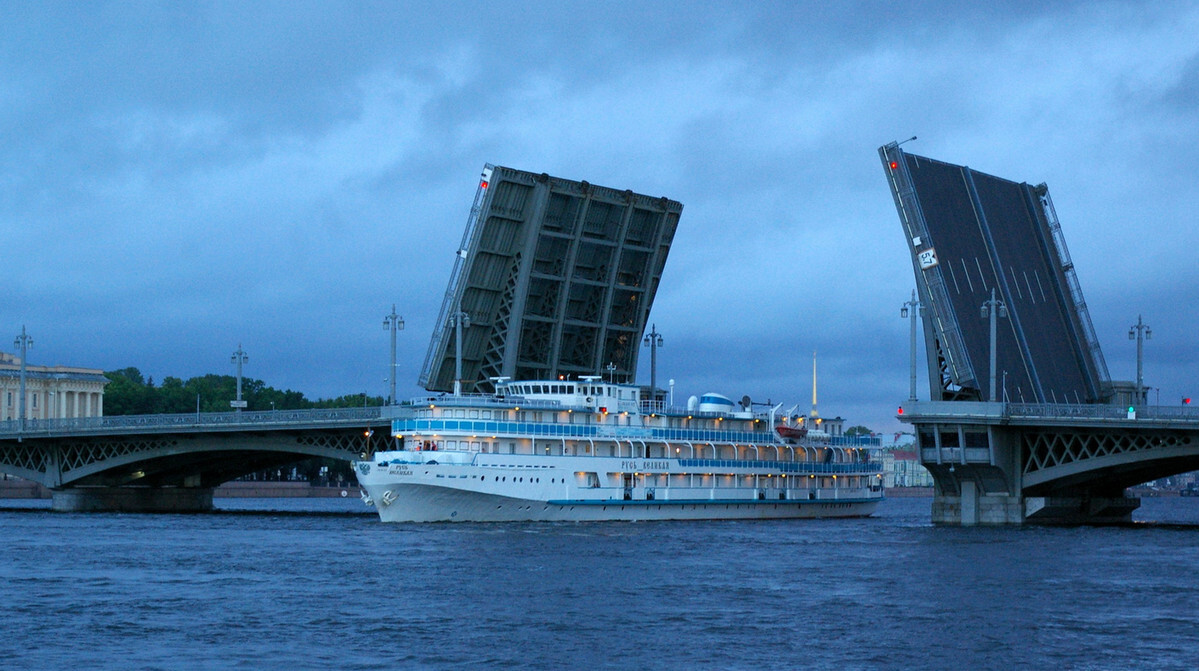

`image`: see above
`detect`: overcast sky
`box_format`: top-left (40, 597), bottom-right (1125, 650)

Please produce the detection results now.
top-left (3, 1), bottom-right (1197, 436)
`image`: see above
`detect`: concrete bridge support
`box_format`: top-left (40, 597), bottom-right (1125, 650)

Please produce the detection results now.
top-left (51, 486), bottom-right (214, 513)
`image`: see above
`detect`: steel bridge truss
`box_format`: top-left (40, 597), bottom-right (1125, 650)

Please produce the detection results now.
top-left (1021, 427), bottom-right (1198, 494)
top-left (0, 408), bottom-right (392, 490)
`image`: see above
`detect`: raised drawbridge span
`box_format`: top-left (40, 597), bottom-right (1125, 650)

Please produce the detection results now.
top-left (880, 141), bottom-right (1199, 524)
top-left (0, 408), bottom-right (393, 511)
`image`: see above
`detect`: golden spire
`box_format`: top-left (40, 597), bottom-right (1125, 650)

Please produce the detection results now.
top-left (810, 350), bottom-right (819, 418)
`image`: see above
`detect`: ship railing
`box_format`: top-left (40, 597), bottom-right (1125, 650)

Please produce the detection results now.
top-left (559, 485), bottom-right (882, 502)
top-left (406, 394), bottom-right (564, 411)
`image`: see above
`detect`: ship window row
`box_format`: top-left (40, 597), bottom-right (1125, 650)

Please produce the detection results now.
top-left (397, 419), bottom-right (773, 443)
top-left (676, 459), bottom-right (877, 474)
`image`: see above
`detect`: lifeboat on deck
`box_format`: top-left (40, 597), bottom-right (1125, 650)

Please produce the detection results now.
top-left (775, 425), bottom-right (808, 440)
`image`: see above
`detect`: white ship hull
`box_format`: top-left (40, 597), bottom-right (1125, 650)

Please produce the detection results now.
top-left (356, 451), bottom-right (882, 523)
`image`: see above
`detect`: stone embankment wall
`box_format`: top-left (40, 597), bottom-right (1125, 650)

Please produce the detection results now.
top-left (0, 478), bottom-right (354, 499)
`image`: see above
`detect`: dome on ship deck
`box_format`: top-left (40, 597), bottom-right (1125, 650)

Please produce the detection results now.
top-left (697, 393), bottom-right (736, 413)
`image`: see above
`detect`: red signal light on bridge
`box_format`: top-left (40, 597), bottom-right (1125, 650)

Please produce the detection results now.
top-left (480, 180), bottom-right (489, 189)
top-left (889, 161), bottom-right (898, 170)
top-left (897, 406), bottom-right (904, 415)
top-left (1185, 398), bottom-right (1192, 405)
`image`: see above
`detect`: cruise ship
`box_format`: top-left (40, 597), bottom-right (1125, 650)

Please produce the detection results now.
top-left (354, 378), bottom-right (883, 522)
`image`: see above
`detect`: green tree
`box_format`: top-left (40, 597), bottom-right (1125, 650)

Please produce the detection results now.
top-left (845, 425), bottom-right (873, 437)
top-left (103, 368), bottom-right (157, 415)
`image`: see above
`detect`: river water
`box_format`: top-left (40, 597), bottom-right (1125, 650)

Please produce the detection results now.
top-left (2, 496), bottom-right (1197, 670)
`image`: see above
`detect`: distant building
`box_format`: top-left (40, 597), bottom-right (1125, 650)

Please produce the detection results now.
top-left (880, 449), bottom-right (934, 488)
top-left (1, 353), bottom-right (109, 420)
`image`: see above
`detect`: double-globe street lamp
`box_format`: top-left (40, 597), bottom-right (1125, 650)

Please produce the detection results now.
top-left (1129, 315), bottom-right (1152, 406)
top-left (231, 344), bottom-right (249, 412)
top-left (899, 290), bottom-right (923, 402)
top-left (980, 288), bottom-right (1008, 403)
top-left (13, 326), bottom-right (32, 432)
top-left (383, 305), bottom-right (405, 405)
top-left (643, 324), bottom-right (663, 405)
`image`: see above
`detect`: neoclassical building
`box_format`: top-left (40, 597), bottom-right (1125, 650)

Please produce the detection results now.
top-left (1, 352), bottom-right (109, 421)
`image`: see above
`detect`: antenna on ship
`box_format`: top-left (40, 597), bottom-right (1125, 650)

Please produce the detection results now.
top-left (810, 350), bottom-right (819, 419)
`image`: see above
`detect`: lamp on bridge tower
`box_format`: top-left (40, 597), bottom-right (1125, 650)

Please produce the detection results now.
top-left (231, 344), bottom-right (249, 412)
top-left (980, 288), bottom-right (1008, 402)
top-left (1129, 315), bottom-right (1152, 406)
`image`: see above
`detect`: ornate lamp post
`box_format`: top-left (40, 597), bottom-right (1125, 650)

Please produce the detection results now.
top-left (980, 288), bottom-right (1008, 403)
top-left (642, 324), bottom-right (663, 400)
top-left (1129, 315), bottom-right (1152, 405)
top-left (449, 311), bottom-right (470, 396)
top-left (383, 304), bottom-right (405, 404)
top-left (13, 326), bottom-right (32, 432)
top-left (900, 290), bottom-right (923, 402)
top-left (231, 344), bottom-right (249, 412)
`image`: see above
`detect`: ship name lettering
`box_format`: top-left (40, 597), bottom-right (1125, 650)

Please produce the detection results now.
top-left (620, 460), bottom-right (669, 470)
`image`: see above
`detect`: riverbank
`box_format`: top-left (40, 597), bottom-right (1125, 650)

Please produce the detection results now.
top-left (885, 486), bottom-right (934, 497)
top-left (0, 478), bottom-right (355, 499)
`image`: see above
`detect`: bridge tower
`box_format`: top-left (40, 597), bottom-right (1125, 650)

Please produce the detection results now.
top-left (879, 141), bottom-right (1199, 524)
top-left (419, 165), bottom-right (682, 394)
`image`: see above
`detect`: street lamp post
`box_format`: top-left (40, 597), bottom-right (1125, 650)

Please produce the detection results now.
top-left (900, 290), bottom-right (923, 402)
top-left (1129, 315), bottom-right (1152, 406)
top-left (643, 324), bottom-right (663, 400)
top-left (231, 344), bottom-right (249, 413)
top-left (383, 304), bottom-right (405, 404)
top-left (13, 326), bottom-right (32, 433)
top-left (449, 311), bottom-right (470, 396)
top-left (980, 288), bottom-right (1008, 403)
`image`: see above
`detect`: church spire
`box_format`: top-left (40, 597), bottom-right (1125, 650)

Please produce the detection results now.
top-left (810, 350), bottom-right (819, 418)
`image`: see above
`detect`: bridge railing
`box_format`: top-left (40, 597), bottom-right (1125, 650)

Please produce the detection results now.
top-left (1006, 403), bottom-right (1199, 421)
top-left (0, 407), bottom-right (385, 438)
top-left (902, 400), bottom-right (1199, 423)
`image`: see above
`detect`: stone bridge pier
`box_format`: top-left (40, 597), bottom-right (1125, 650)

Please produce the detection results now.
top-left (904, 401), bottom-right (1199, 525)
top-left (51, 486), bottom-right (216, 513)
